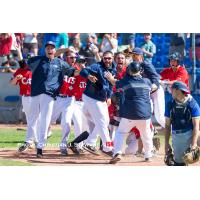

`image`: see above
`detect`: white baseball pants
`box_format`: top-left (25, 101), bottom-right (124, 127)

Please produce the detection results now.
top-left (51, 96), bottom-right (75, 149)
top-left (29, 94), bottom-right (55, 149)
top-left (82, 94), bottom-right (112, 152)
top-left (114, 118), bottom-right (153, 159)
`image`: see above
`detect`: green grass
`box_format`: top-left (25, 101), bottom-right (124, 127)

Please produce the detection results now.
top-left (0, 159), bottom-right (33, 166)
top-left (0, 128), bottom-right (75, 149)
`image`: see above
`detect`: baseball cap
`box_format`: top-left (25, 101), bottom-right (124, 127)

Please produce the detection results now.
top-left (45, 41), bottom-right (56, 48)
top-left (132, 47), bottom-right (143, 55)
top-left (171, 81), bottom-right (190, 94)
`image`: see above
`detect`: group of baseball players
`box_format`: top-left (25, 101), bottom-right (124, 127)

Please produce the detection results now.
top-left (10, 40), bottom-right (200, 166)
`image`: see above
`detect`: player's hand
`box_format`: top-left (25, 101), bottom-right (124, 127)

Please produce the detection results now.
top-left (16, 74), bottom-right (23, 80)
top-left (88, 75), bottom-right (98, 83)
top-left (106, 98), bottom-right (112, 106)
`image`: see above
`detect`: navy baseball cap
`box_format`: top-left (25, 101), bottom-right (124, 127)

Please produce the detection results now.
top-left (132, 47), bottom-right (143, 55)
top-left (172, 81), bottom-right (190, 94)
top-left (45, 41), bottom-right (56, 48)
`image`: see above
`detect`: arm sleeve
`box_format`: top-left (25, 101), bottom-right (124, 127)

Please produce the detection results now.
top-left (115, 80), bottom-right (123, 89)
top-left (175, 68), bottom-right (189, 83)
top-left (165, 102), bottom-right (171, 118)
top-left (80, 63), bottom-right (99, 78)
top-left (142, 61), bottom-right (160, 87)
top-left (191, 101), bottom-right (200, 117)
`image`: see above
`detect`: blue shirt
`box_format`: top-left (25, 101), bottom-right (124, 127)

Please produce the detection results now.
top-left (116, 74), bottom-right (152, 120)
top-left (80, 61), bottom-right (116, 102)
top-left (28, 56), bottom-right (75, 97)
top-left (165, 96), bottom-right (200, 131)
top-left (141, 61), bottom-right (160, 88)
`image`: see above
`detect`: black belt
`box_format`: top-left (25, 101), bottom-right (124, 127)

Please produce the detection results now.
top-left (172, 128), bottom-right (191, 134)
top-left (76, 98), bottom-right (82, 101)
top-left (58, 94), bottom-right (72, 98)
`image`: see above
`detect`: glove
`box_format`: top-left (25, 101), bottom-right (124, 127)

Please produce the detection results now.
top-left (182, 146), bottom-right (200, 165)
top-left (153, 137), bottom-right (160, 151)
top-left (164, 148), bottom-right (175, 166)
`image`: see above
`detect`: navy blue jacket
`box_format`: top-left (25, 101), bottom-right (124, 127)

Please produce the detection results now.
top-left (116, 74), bottom-right (152, 120)
top-left (28, 56), bottom-right (75, 97)
top-left (141, 61), bottom-right (160, 88)
top-left (80, 61), bottom-right (116, 102)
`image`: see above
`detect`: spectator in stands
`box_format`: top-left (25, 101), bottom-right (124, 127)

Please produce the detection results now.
top-left (141, 33), bottom-right (156, 63)
top-left (39, 33), bottom-right (59, 55)
top-left (118, 33), bottom-right (135, 51)
top-left (100, 33), bottom-right (118, 54)
top-left (189, 33), bottom-right (200, 62)
top-left (23, 33), bottom-right (38, 56)
top-left (160, 52), bottom-right (190, 89)
top-left (0, 33), bottom-right (12, 65)
top-left (79, 34), bottom-right (101, 66)
top-left (70, 36), bottom-right (82, 53)
top-left (0, 56), bottom-right (17, 73)
top-left (169, 33), bottom-right (187, 62)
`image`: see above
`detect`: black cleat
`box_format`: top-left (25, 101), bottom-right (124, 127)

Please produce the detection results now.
top-left (83, 144), bottom-right (100, 156)
top-left (101, 149), bottom-right (113, 157)
top-left (68, 143), bottom-right (84, 155)
top-left (36, 148), bottom-right (43, 158)
top-left (18, 142), bottom-right (31, 152)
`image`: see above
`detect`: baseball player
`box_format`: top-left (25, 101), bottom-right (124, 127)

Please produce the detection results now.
top-left (165, 81), bottom-right (200, 166)
top-left (131, 47), bottom-right (165, 128)
top-left (27, 41), bottom-right (79, 158)
top-left (160, 52), bottom-right (190, 88)
top-left (105, 61), bottom-right (155, 163)
top-left (79, 50), bottom-right (117, 156)
top-left (49, 51), bottom-right (86, 155)
top-left (10, 45), bottom-right (37, 151)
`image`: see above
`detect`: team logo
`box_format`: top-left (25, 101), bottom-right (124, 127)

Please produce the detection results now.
top-left (21, 78), bottom-right (31, 85)
top-left (79, 82), bottom-right (86, 88)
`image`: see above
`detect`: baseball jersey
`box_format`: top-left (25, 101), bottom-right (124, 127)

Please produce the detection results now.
top-left (73, 75), bottom-right (87, 100)
top-left (116, 74), bottom-right (152, 120)
top-left (160, 66), bottom-right (189, 87)
top-left (141, 61), bottom-right (160, 87)
top-left (165, 95), bottom-right (200, 131)
top-left (80, 61), bottom-right (117, 101)
top-left (27, 56), bottom-right (75, 97)
top-left (12, 68), bottom-right (32, 96)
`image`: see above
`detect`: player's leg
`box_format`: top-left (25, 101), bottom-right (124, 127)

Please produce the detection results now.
top-left (125, 133), bottom-right (138, 155)
top-left (60, 97), bottom-right (75, 155)
top-left (110, 118), bottom-right (133, 164)
top-left (134, 119), bottom-right (154, 161)
top-left (172, 130), bottom-right (192, 165)
top-left (36, 94), bottom-right (55, 157)
top-left (18, 96), bottom-right (38, 152)
top-left (83, 95), bottom-right (112, 153)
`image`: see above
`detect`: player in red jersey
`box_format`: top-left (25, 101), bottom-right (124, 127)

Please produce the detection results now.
top-left (160, 52), bottom-right (189, 88)
top-left (10, 46), bottom-right (37, 152)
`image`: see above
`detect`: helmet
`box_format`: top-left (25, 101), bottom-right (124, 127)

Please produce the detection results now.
top-left (169, 52), bottom-right (181, 61)
top-left (127, 61), bottom-right (141, 75)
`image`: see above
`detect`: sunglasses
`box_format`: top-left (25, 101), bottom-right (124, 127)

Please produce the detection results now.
top-left (69, 56), bottom-right (76, 59)
top-left (103, 57), bottom-right (112, 60)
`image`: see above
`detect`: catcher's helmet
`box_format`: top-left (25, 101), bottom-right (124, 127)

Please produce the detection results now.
top-left (127, 61), bottom-right (141, 75)
top-left (169, 52), bottom-right (181, 61)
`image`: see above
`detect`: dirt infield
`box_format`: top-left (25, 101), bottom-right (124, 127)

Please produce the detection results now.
top-left (0, 148), bottom-right (167, 166)
top-left (0, 148), bottom-right (198, 166)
